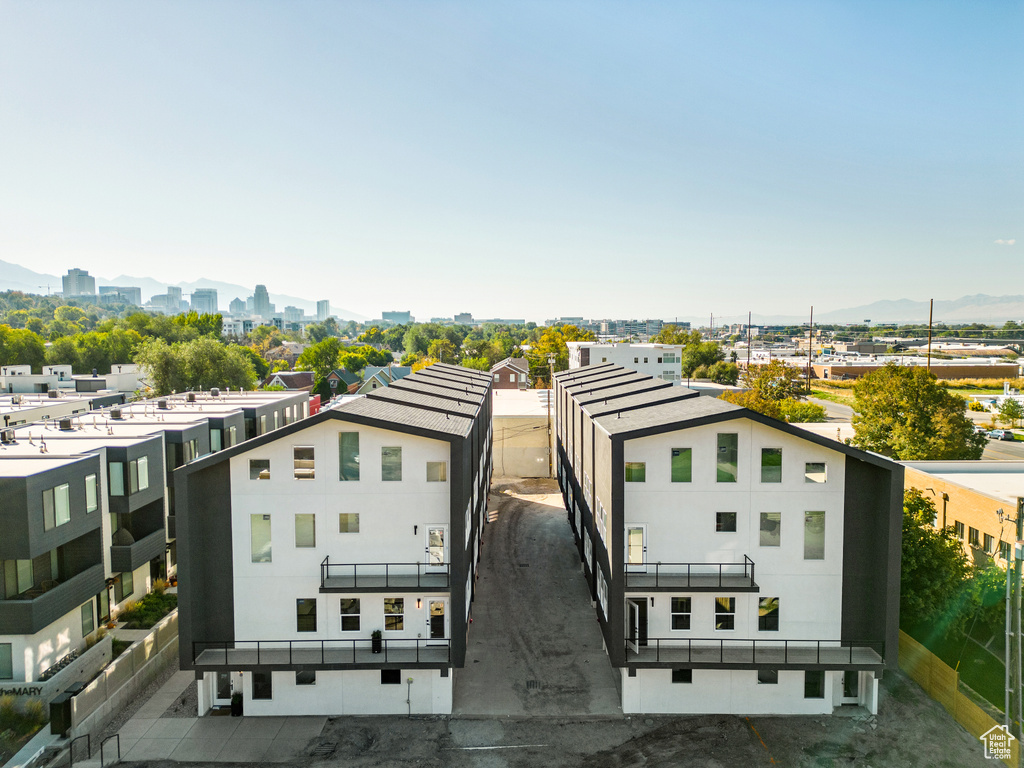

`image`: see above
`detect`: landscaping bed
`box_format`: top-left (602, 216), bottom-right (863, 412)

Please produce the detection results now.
top-left (0, 696), bottom-right (46, 767)
top-left (117, 591), bottom-right (177, 629)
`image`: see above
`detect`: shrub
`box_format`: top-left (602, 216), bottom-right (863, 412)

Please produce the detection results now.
top-left (117, 592), bottom-right (177, 629)
top-left (779, 399), bottom-right (827, 423)
top-left (968, 400), bottom-right (988, 412)
top-left (22, 700), bottom-right (45, 726)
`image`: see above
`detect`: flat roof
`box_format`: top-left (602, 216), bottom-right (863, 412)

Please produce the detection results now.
top-left (902, 461), bottom-right (1024, 504)
top-left (0, 455), bottom-right (95, 475)
top-left (0, 432), bottom-right (161, 457)
top-left (493, 389), bottom-right (551, 418)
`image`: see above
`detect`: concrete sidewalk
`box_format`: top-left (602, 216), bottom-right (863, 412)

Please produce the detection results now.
top-left (75, 671), bottom-right (326, 765)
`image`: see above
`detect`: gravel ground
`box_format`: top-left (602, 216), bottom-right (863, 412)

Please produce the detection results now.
top-left (163, 679), bottom-right (198, 718)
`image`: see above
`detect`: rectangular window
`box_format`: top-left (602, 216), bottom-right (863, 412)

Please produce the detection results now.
top-left (760, 513), bottom-right (781, 547)
top-left (381, 669), bottom-right (401, 685)
top-left (211, 430), bottom-right (222, 452)
top-left (339, 432), bottom-right (360, 481)
top-left (427, 462), bottom-right (447, 482)
top-left (984, 534), bottom-right (995, 554)
top-left (715, 597), bottom-right (735, 630)
top-left (296, 599), bottom-right (317, 632)
top-left (340, 598), bottom-right (360, 631)
top-left (716, 512), bottom-right (737, 533)
top-left (339, 513), bottom-right (360, 533)
top-left (954, 521), bottom-right (965, 540)
top-left (671, 597), bottom-right (691, 630)
top-left (671, 669), bottom-right (692, 684)
top-left (295, 514), bottom-right (315, 547)
top-left (758, 597), bottom-right (779, 631)
top-left (251, 514), bottom-right (272, 563)
top-left (252, 671), bottom-right (273, 699)
top-left (121, 569), bottom-right (133, 600)
top-left (249, 459), bottom-right (270, 480)
top-left (717, 434), bottom-right (738, 482)
top-left (804, 462), bottom-right (827, 483)
top-left (260, 415), bottom-right (267, 434)
top-left (81, 601), bottom-right (94, 637)
top-left (294, 446), bottom-right (315, 479)
top-left (671, 449), bottom-right (692, 483)
top-left (381, 447), bottom-right (402, 481)
top-left (296, 670), bottom-right (316, 686)
top-left (804, 670), bottom-right (825, 699)
top-left (384, 598), bottom-right (404, 630)
top-left (42, 487), bottom-right (54, 530)
top-left (3, 560), bottom-right (32, 598)
top-left (624, 462), bottom-right (646, 482)
top-left (0, 644), bottom-right (12, 680)
top-left (968, 527), bottom-right (980, 547)
top-left (109, 462), bottom-right (124, 496)
top-left (85, 475), bottom-right (98, 512)
top-left (493, 374), bottom-right (499, 382)
top-left (758, 669), bottom-right (778, 685)
top-left (804, 511), bottom-right (825, 560)
top-left (43, 484), bottom-right (71, 530)
top-left (129, 457), bottom-right (149, 494)
top-left (227, 425), bottom-right (238, 447)
top-left (1001, 541), bottom-right (1011, 561)
top-left (761, 448), bottom-right (782, 483)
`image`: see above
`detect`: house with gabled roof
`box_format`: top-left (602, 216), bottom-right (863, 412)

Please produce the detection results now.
top-left (355, 365), bottom-right (412, 395)
top-left (324, 369), bottom-right (361, 396)
top-left (490, 357), bottom-right (530, 390)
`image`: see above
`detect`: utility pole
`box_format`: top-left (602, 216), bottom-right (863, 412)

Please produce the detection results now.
top-left (547, 353), bottom-right (555, 479)
top-left (807, 306), bottom-right (814, 395)
top-left (746, 311), bottom-right (752, 370)
top-left (927, 299), bottom-right (934, 372)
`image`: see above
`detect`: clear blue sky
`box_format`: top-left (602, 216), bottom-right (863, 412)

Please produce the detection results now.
top-left (1, 1), bottom-right (1020, 323)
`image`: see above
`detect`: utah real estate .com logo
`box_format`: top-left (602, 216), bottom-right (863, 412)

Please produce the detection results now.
top-left (981, 725), bottom-right (1015, 761)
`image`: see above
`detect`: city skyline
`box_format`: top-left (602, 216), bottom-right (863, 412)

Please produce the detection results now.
top-left (0, 3), bottom-right (1019, 320)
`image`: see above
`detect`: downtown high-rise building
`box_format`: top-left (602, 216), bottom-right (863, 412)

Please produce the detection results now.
top-left (253, 285), bottom-right (271, 319)
top-left (191, 288), bottom-right (219, 314)
top-left (62, 268), bottom-right (96, 296)
top-left (316, 299), bottom-right (330, 321)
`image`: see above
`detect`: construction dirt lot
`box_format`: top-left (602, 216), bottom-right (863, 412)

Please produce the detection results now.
top-left (126, 479), bottom-right (997, 768)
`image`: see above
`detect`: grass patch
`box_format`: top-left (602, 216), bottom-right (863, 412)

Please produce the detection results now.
top-left (0, 696), bottom-right (47, 766)
top-left (117, 591), bottom-right (177, 629)
top-left (905, 622), bottom-right (1006, 713)
top-left (111, 639), bottom-right (133, 660)
top-left (809, 388), bottom-right (855, 407)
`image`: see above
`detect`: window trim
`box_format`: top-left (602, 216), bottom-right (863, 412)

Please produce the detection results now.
top-left (671, 597), bottom-right (691, 631)
top-left (714, 597), bottom-right (736, 631)
top-left (715, 512), bottom-right (737, 533)
top-left (384, 597), bottom-right (404, 631)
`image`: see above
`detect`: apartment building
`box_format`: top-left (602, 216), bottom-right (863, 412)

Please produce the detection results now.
top-left (903, 461), bottom-right (1024, 567)
top-left (174, 364), bottom-right (493, 716)
top-left (566, 342), bottom-right (684, 383)
top-left (553, 364), bottom-right (902, 715)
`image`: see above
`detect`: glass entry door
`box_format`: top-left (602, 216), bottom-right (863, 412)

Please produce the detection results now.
top-left (426, 526), bottom-right (447, 572)
top-left (428, 600), bottom-right (447, 643)
top-left (626, 525), bottom-right (647, 573)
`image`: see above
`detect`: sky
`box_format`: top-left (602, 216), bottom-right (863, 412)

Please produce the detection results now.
top-left (0, 1), bottom-right (1021, 324)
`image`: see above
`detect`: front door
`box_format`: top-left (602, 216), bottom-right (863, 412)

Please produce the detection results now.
top-left (841, 671), bottom-right (860, 704)
top-left (626, 599), bottom-right (641, 653)
top-left (428, 600), bottom-right (447, 643)
top-left (426, 526), bottom-right (447, 572)
top-left (215, 672), bottom-right (232, 706)
top-left (626, 525), bottom-right (647, 573)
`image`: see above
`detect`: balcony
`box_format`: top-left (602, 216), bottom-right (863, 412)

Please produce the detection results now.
top-left (625, 556), bottom-right (758, 591)
top-left (191, 638), bottom-right (451, 671)
top-left (625, 637), bottom-right (885, 670)
top-left (319, 557), bottom-right (450, 592)
top-left (110, 528), bottom-right (166, 573)
top-left (0, 564), bottom-right (105, 635)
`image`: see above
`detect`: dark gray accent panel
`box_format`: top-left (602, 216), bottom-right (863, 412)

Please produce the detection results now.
top-left (176, 460), bottom-right (235, 671)
top-left (110, 527), bottom-right (166, 573)
top-left (841, 458), bottom-right (903, 668)
top-left (0, 562), bottom-right (104, 635)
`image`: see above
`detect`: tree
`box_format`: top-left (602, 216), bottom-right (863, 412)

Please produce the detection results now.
top-left (357, 327), bottom-right (384, 348)
top-left (850, 364), bottom-right (987, 460)
top-left (339, 352), bottom-right (367, 373)
top-left (0, 326), bottom-right (46, 371)
top-left (174, 311), bottom-right (223, 338)
top-left (461, 356), bottom-right (490, 372)
top-left (778, 399), bottom-right (826, 423)
top-left (693, 361), bottom-right (739, 385)
top-left (295, 337), bottom-right (343, 382)
top-left (721, 360), bottom-right (804, 418)
top-left (651, 324), bottom-right (692, 345)
top-left (680, 333), bottom-right (724, 377)
top-left (999, 398), bottom-right (1023, 428)
top-left (134, 338), bottom-right (257, 395)
top-left (427, 339), bottom-right (457, 364)
top-left (237, 347), bottom-right (271, 380)
top-left (900, 489), bottom-right (971, 631)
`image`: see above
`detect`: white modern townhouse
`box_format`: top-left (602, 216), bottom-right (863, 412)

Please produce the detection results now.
top-left (174, 364), bottom-right (493, 717)
top-left (566, 342), bottom-right (685, 383)
top-left (553, 363), bottom-right (902, 715)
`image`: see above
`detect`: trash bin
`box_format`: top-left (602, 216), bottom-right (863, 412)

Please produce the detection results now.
top-left (49, 692), bottom-right (72, 736)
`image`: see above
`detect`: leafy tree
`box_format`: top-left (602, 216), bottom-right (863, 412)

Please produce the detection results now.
top-left (999, 398), bottom-right (1023, 428)
top-left (778, 399), bottom-right (827, 423)
top-left (900, 489), bottom-right (970, 631)
top-left (295, 337), bottom-right (343, 382)
top-left (651, 324), bottom-right (692, 345)
top-left (412, 356), bottom-right (437, 372)
top-left (0, 326), bottom-right (46, 371)
top-left (427, 339), bottom-right (457, 364)
top-left (680, 333), bottom-right (725, 377)
top-left (357, 327), bottom-right (384, 348)
top-left (461, 356), bottom-right (490, 372)
top-left (53, 305), bottom-right (87, 325)
top-left (173, 311), bottom-right (223, 338)
top-left (339, 352), bottom-right (367, 373)
top-left (237, 347), bottom-right (271, 380)
top-left (850, 364), bottom-right (987, 460)
top-left (248, 324), bottom-right (283, 353)
top-left (270, 360), bottom-right (291, 373)
top-left (381, 325), bottom-right (408, 352)
top-left (304, 323), bottom-right (331, 344)
top-left (527, 324), bottom-right (595, 380)
top-left (400, 352), bottom-right (419, 366)
top-left (134, 338), bottom-right (256, 395)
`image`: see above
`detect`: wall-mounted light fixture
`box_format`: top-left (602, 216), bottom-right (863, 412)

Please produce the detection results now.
top-left (416, 599), bottom-right (422, 609)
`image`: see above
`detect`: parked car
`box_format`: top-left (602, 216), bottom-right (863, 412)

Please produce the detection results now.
top-left (989, 429), bottom-right (1016, 441)
top-left (974, 426), bottom-right (989, 436)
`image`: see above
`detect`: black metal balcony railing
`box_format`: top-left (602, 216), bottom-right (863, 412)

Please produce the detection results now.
top-left (319, 557), bottom-right (450, 591)
top-left (625, 556), bottom-right (756, 590)
top-left (191, 638), bottom-right (451, 668)
top-left (625, 637), bottom-right (885, 667)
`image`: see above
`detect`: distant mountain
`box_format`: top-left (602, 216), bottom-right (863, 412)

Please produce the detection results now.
top-left (0, 259), bottom-right (365, 321)
top-left (756, 295), bottom-right (1024, 326)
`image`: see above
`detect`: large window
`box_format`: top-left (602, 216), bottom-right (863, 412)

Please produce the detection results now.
top-left (211, 430), bottom-right (222, 452)
top-left (382, 447), bottom-right (402, 481)
top-left (758, 669), bottom-right (778, 685)
top-left (671, 449), bottom-right (692, 483)
top-left (624, 462), bottom-right (646, 482)
top-left (717, 434), bottom-right (738, 482)
top-left (760, 448), bottom-right (782, 483)
top-left (671, 598), bottom-right (691, 630)
top-left (252, 671), bottom-right (273, 699)
top-left (294, 447), bottom-right (315, 479)
top-left (427, 462), bottom-right (447, 482)
top-left (109, 462), bottom-right (125, 496)
top-left (3, 560), bottom-right (33, 598)
top-left (251, 514), bottom-right (272, 563)
top-left (0, 644), bottom-right (12, 680)
top-left (804, 670), bottom-right (825, 699)
top-left (119, 570), bottom-right (134, 602)
top-left (43, 484), bottom-right (71, 530)
top-left (760, 513), bottom-right (781, 547)
top-left (295, 514), bottom-right (315, 548)
top-left (296, 599), bottom-right (317, 632)
top-left (249, 459), bottom-right (270, 480)
top-left (716, 512), bottom-right (737, 533)
top-left (758, 597), bottom-right (779, 631)
top-left (804, 462), bottom-right (827, 483)
top-left (85, 474), bottom-right (98, 513)
top-left (715, 598), bottom-right (735, 630)
top-left (339, 513), bottom-right (360, 533)
top-left (129, 457), bottom-right (149, 493)
top-left (804, 512), bottom-right (825, 560)
top-left (340, 598), bottom-right (360, 631)
top-left (384, 598), bottom-right (404, 630)
top-left (81, 601), bottom-right (95, 637)
top-left (339, 433), bottom-right (360, 481)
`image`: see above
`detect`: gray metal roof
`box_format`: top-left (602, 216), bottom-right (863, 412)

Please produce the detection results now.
top-left (336, 397), bottom-right (474, 437)
top-left (431, 363), bottom-right (492, 382)
top-left (389, 377), bottom-right (488, 405)
top-left (574, 378), bottom-right (672, 405)
top-left (593, 395), bottom-right (742, 435)
top-left (582, 387), bottom-right (700, 418)
top-left (364, 387), bottom-right (479, 418)
top-left (563, 370), bottom-right (646, 393)
top-left (554, 362), bottom-right (616, 381)
top-left (416, 368), bottom-right (489, 392)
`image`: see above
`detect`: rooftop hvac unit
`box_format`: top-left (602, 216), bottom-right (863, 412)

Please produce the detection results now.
top-left (110, 407), bottom-right (122, 419)
top-left (210, 387), bottom-right (220, 397)
top-left (0, 428), bottom-right (14, 444)
top-left (157, 399), bottom-right (169, 410)
top-left (186, 392), bottom-right (196, 403)
top-left (58, 418), bottom-right (73, 431)
top-left (10, 395), bottom-right (21, 405)
top-left (48, 389), bottom-right (60, 399)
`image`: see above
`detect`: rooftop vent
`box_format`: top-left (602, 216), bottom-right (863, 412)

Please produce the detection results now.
top-left (110, 407), bottom-right (123, 419)
top-left (157, 399), bottom-right (169, 410)
top-left (10, 395), bottom-right (21, 405)
top-left (186, 392), bottom-right (196, 403)
top-left (47, 389), bottom-right (60, 399)
top-left (0, 428), bottom-right (14, 444)
top-left (58, 418), bottom-right (73, 431)
top-left (210, 387), bottom-right (220, 397)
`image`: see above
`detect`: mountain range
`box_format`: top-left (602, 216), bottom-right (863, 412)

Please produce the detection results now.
top-left (0, 259), bottom-right (365, 320)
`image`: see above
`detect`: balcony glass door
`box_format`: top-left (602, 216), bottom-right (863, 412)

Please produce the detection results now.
top-left (426, 526), bottom-right (447, 572)
top-left (626, 525), bottom-right (647, 573)
top-left (428, 600), bottom-right (447, 644)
